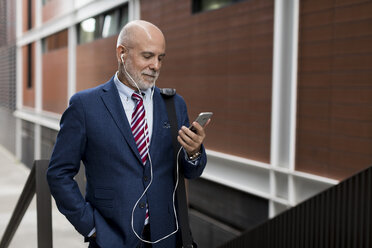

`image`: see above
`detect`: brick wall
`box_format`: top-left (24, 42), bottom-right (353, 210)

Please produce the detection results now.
top-left (296, 0), bottom-right (372, 180)
top-left (141, 0), bottom-right (274, 163)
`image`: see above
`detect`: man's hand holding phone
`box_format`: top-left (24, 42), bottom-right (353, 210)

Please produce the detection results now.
top-left (177, 112), bottom-right (212, 159)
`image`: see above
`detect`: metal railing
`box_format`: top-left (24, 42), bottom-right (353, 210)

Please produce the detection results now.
top-left (2, 160), bottom-right (371, 248)
top-left (219, 166), bottom-right (372, 248)
top-left (0, 160), bottom-right (52, 248)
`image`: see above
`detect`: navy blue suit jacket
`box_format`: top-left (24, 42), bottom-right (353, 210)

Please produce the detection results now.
top-left (47, 77), bottom-right (207, 247)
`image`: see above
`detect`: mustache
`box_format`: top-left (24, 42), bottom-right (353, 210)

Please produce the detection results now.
top-left (142, 71), bottom-right (158, 77)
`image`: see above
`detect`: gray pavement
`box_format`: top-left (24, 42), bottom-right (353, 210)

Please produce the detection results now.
top-left (0, 145), bottom-right (87, 248)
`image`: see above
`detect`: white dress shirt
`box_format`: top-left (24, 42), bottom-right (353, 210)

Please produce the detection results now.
top-left (114, 72), bottom-right (154, 142)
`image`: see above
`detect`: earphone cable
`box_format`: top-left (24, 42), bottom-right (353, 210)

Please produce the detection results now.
top-left (122, 56), bottom-right (180, 244)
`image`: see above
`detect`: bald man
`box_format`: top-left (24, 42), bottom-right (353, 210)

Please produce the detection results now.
top-left (47, 20), bottom-right (208, 248)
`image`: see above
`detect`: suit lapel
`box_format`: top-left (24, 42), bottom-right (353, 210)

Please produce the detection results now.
top-left (100, 79), bottom-right (142, 163)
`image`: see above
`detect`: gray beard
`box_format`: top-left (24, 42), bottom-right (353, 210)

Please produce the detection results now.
top-left (122, 66), bottom-right (157, 91)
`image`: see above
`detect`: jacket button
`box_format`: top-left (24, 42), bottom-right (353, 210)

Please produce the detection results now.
top-left (144, 176), bottom-right (148, 182)
top-left (139, 203), bottom-right (145, 209)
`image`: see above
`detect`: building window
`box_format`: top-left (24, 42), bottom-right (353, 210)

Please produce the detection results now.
top-left (42, 29), bottom-right (68, 53)
top-left (119, 4), bottom-right (129, 29)
top-left (192, 0), bottom-right (246, 13)
top-left (77, 4), bottom-right (128, 44)
top-left (42, 0), bottom-right (52, 6)
top-left (78, 17), bottom-right (99, 44)
top-left (102, 9), bottom-right (120, 38)
top-left (27, 44), bottom-right (32, 89)
top-left (27, 0), bottom-right (32, 30)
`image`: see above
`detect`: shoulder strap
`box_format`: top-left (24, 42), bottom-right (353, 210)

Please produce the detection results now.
top-left (160, 88), bottom-right (194, 248)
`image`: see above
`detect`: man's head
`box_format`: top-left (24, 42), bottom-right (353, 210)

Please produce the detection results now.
top-left (116, 20), bottom-right (166, 91)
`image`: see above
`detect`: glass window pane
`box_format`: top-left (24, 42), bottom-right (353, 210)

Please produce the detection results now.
top-left (42, 38), bottom-right (47, 53)
top-left (193, 0), bottom-right (246, 13)
top-left (119, 5), bottom-right (129, 29)
top-left (42, 0), bottom-right (52, 6)
top-left (102, 10), bottom-right (119, 38)
top-left (79, 17), bottom-right (96, 44)
top-left (94, 15), bottom-right (104, 39)
top-left (202, 0), bottom-right (231, 11)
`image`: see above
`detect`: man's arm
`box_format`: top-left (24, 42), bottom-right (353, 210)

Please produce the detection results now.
top-left (46, 94), bottom-right (94, 237)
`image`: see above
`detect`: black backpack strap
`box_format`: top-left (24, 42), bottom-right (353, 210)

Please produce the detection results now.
top-left (160, 88), bottom-right (194, 248)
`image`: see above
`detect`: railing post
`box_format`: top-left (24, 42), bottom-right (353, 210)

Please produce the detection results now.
top-left (0, 164), bottom-right (36, 248)
top-left (0, 160), bottom-right (53, 248)
top-left (35, 160), bottom-right (53, 248)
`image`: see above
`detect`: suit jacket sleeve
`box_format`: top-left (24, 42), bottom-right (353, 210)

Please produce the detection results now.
top-left (46, 93), bottom-right (94, 236)
top-left (176, 95), bottom-right (207, 179)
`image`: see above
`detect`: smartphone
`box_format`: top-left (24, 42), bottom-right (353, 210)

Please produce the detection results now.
top-left (190, 112), bottom-right (213, 132)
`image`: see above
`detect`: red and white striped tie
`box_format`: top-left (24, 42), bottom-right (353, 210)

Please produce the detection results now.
top-left (131, 92), bottom-right (149, 165)
top-left (131, 92), bottom-right (150, 225)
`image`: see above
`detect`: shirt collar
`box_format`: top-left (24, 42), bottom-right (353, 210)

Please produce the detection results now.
top-left (114, 71), bottom-right (152, 101)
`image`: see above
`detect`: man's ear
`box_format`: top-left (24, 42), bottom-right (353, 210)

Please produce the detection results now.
top-left (116, 45), bottom-right (128, 63)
